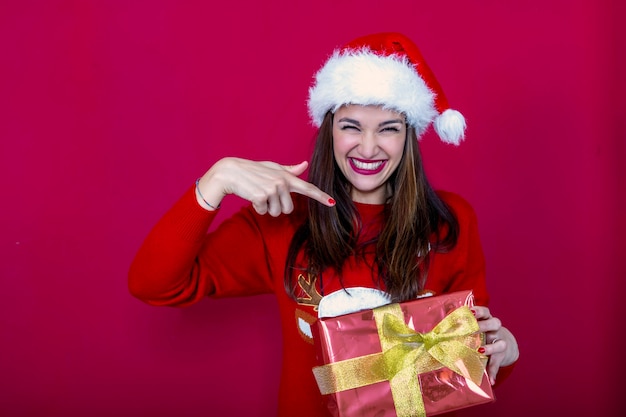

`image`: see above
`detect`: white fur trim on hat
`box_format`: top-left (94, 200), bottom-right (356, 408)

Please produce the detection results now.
top-left (308, 49), bottom-right (438, 135)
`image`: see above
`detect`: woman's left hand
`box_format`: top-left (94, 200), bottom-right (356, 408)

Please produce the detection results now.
top-left (471, 306), bottom-right (520, 385)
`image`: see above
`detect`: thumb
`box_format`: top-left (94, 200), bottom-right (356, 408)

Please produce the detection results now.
top-left (283, 161), bottom-right (309, 177)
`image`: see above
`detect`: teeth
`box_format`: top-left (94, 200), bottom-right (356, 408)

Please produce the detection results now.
top-left (352, 159), bottom-right (383, 170)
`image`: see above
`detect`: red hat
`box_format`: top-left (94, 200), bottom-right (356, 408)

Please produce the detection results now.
top-left (307, 32), bottom-right (466, 145)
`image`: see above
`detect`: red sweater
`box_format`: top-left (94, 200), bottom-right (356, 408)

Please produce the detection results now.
top-left (129, 186), bottom-right (497, 417)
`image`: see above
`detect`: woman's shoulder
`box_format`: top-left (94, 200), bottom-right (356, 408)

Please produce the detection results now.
top-left (434, 190), bottom-right (478, 221)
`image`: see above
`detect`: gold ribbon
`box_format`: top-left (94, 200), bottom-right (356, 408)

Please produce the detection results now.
top-left (313, 304), bottom-right (486, 417)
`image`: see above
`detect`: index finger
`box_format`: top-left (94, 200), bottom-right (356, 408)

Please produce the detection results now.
top-left (289, 176), bottom-right (335, 207)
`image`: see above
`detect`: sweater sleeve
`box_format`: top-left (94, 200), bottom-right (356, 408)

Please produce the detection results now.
top-left (128, 185), bottom-right (279, 307)
top-left (427, 191), bottom-right (518, 384)
top-left (425, 191), bottom-right (490, 306)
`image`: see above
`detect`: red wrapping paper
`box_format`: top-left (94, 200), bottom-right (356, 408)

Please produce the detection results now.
top-left (311, 290), bottom-right (495, 417)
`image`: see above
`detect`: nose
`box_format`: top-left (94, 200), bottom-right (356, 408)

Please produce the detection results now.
top-left (357, 131), bottom-right (379, 159)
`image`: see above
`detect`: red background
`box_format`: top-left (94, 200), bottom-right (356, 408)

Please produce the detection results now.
top-left (1, 1), bottom-right (624, 416)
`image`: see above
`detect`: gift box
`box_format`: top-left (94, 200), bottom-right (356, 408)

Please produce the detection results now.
top-left (311, 290), bottom-right (494, 417)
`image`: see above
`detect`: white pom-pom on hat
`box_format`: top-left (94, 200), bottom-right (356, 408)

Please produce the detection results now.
top-left (307, 32), bottom-right (466, 145)
top-left (434, 109), bottom-right (466, 145)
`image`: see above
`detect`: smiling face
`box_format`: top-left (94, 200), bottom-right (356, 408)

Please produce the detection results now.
top-left (332, 105), bottom-right (407, 204)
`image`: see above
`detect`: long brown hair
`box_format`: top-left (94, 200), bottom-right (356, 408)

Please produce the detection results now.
top-left (284, 111), bottom-right (459, 302)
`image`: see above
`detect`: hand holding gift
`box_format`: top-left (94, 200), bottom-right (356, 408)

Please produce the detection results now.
top-left (471, 306), bottom-right (520, 386)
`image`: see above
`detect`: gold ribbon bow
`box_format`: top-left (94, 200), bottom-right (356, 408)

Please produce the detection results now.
top-left (313, 304), bottom-right (486, 417)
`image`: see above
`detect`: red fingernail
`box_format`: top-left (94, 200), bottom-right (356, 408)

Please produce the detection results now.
top-left (478, 347), bottom-right (486, 354)
top-left (328, 198), bottom-right (336, 206)
top-left (470, 308), bottom-right (476, 316)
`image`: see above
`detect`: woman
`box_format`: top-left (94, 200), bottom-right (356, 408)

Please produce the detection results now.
top-left (129, 32), bottom-right (519, 417)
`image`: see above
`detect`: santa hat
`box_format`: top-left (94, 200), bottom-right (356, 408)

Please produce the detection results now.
top-left (307, 32), bottom-right (466, 145)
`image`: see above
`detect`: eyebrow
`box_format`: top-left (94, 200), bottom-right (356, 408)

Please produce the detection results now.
top-left (337, 117), bottom-right (405, 127)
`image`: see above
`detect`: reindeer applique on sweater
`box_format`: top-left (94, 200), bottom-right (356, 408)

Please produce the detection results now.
top-left (294, 273), bottom-right (395, 344)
